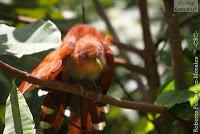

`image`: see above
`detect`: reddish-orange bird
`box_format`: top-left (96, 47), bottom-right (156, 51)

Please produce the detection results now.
top-left (19, 24), bottom-right (114, 134)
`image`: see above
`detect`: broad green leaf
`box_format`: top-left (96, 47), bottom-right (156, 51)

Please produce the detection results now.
top-left (155, 90), bottom-right (194, 109)
top-left (3, 79), bottom-right (36, 134)
top-left (189, 84), bottom-right (200, 106)
top-left (0, 20), bottom-right (61, 58)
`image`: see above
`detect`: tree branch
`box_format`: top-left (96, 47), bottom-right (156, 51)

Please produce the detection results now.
top-left (0, 60), bottom-right (162, 113)
top-left (138, 0), bottom-right (160, 102)
top-left (163, 0), bottom-right (187, 89)
top-left (0, 60), bottom-right (190, 128)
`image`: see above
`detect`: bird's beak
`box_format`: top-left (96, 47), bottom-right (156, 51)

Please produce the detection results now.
top-left (95, 58), bottom-right (103, 70)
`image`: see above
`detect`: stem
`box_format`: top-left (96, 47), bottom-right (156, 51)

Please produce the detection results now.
top-left (138, 0), bottom-right (160, 102)
top-left (163, 0), bottom-right (187, 89)
top-left (81, 0), bottom-right (85, 24)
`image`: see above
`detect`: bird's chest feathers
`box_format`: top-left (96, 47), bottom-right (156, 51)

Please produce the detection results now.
top-left (64, 59), bottom-right (104, 80)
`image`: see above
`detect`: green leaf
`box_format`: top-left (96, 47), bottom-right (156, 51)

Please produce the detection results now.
top-left (0, 105), bottom-right (5, 124)
top-left (189, 84), bottom-right (200, 93)
top-left (155, 90), bottom-right (195, 108)
top-left (3, 79), bottom-right (36, 134)
top-left (162, 80), bottom-right (175, 92)
top-left (189, 84), bottom-right (200, 106)
top-left (170, 103), bottom-right (194, 121)
top-left (0, 20), bottom-right (61, 58)
top-left (157, 80), bottom-right (175, 95)
top-left (135, 117), bottom-right (155, 134)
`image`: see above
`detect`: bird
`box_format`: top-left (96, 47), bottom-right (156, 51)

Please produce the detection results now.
top-left (19, 24), bottom-right (114, 134)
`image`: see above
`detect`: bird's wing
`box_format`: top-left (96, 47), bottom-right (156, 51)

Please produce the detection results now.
top-left (19, 41), bottom-right (74, 94)
top-left (100, 46), bottom-right (115, 94)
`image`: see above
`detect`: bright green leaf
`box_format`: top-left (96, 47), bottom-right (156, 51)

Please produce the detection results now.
top-left (189, 84), bottom-right (200, 93)
top-left (155, 90), bottom-right (195, 108)
top-left (157, 80), bottom-right (175, 95)
top-left (162, 80), bottom-right (175, 92)
top-left (0, 20), bottom-right (61, 58)
top-left (189, 84), bottom-right (200, 106)
top-left (3, 79), bottom-right (36, 134)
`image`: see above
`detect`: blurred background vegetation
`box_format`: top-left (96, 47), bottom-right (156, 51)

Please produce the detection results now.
top-left (0, 0), bottom-right (199, 134)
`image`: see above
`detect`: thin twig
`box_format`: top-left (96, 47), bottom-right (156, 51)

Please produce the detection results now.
top-left (114, 58), bottom-right (146, 76)
top-left (112, 40), bottom-right (144, 57)
top-left (115, 77), bottom-right (135, 101)
top-left (81, 0), bottom-right (85, 24)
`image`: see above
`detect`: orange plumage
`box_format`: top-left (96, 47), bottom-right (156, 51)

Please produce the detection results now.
top-left (19, 24), bottom-right (114, 133)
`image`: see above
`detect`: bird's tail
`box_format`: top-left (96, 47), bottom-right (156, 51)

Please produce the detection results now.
top-left (39, 91), bottom-right (106, 134)
top-left (68, 94), bottom-right (106, 134)
top-left (39, 90), bottom-right (67, 133)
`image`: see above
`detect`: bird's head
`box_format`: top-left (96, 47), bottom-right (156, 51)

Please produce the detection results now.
top-left (72, 35), bottom-right (106, 80)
